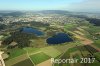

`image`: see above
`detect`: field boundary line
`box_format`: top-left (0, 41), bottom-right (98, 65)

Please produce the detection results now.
top-left (6, 53), bottom-right (27, 61)
top-left (23, 48), bottom-right (36, 66)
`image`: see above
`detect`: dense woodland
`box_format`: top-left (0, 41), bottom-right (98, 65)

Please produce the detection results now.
top-left (0, 24), bottom-right (6, 30)
top-left (2, 31), bottom-right (37, 48)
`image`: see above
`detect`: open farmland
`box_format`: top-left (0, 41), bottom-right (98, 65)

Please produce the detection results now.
top-left (24, 47), bottom-right (40, 55)
top-left (40, 46), bottom-right (61, 58)
top-left (7, 48), bottom-right (26, 59)
top-left (30, 52), bottom-right (50, 65)
top-left (84, 45), bottom-right (99, 54)
top-left (13, 59), bottom-right (34, 66)
top-left (5, 54), bottom-right (28, 66)
top-left (93, 39), bottom-right (100, 48)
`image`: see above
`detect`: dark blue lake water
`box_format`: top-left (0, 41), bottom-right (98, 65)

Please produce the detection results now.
top-left (47, 33), bottom-right (73, 44)
top-left (21, 27), bottom-right (43, 36)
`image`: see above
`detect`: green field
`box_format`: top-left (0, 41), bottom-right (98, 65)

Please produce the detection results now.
top-left (54, 47), bottom-right (78, 66)
top-left (13, 59), bottom-right (34, 66)
top-left (5, 54), bottom-right (28, 66)
top-left (94, 52), bottom-right (100, 61)
top-left (30, 52), bottom-right (50, 65)
top-left (8, 48), bottom-right (26, 59)
top-left (41, 46), bottom-right (61, 58)
top-left (93, 39), bottom-right (100, 48)
top-left (24, 47), bottom-right (40, 55)
top-left (53, 43), bottom-right (76, 52)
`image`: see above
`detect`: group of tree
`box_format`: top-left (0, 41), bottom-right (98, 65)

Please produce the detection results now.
top-left (2, 31), bottom-right (37, 48)
top-left (0, 24), bottom-right (6, 30)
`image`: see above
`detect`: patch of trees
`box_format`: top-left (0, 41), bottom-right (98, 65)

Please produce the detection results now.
top-left (2, 31), bottom-right (37, 48)
top-left (70, 14), bottom-right (100, 26)
top-left (30, 21), bottom-right (49, 27)
top-left (2, 37), bottom-right (13, 45)
top-left (0, 17), bottom-right (3, 21)
top-left (86, 18), bottom-right (100, 26)
top-left (0, 24), bottom-right (6, 30)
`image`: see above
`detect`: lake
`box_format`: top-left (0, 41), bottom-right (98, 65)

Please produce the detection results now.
top-left (21, 27), bottom-right (44, 36)
top-left (46, 33), bottom-right (73, 44)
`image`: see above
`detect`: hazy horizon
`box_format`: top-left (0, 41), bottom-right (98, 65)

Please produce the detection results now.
top-left (0, 0), bottom-right (100, 13)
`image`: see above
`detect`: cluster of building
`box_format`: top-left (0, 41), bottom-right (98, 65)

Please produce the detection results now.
top-left (0, 13), bottom-right (83, 25)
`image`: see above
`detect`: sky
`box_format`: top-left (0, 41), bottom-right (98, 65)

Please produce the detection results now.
top-left (0, 0), bottom-right (100, 12)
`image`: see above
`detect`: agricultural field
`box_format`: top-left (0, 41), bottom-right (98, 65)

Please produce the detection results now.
top-left (54, 47), bottom-right (78, 66)
top-left (4, 27), bottom-right (100, 66)
top-left (13, 59), bottom-right (34, 66)
top-left (5, 54), bottom-right (28, 66)
top-left (7, 48), bottom-right (26, 59)
top-left (3, 26), bottom-right (100, 66)
top-left (93, 39), bottom-right (100, 48)
top-left (24, 47), bottom-right (40, 55)
top-left (84, 45), bottom-right (99, 54)
top-left (30, 52), bottom-right (51, 65)
top-left (94, 52), bottom-right (100, 62)
top-left (40, 46), bottom-right (61, 58)
top-left (54, 44), bottom-right (100, 66)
